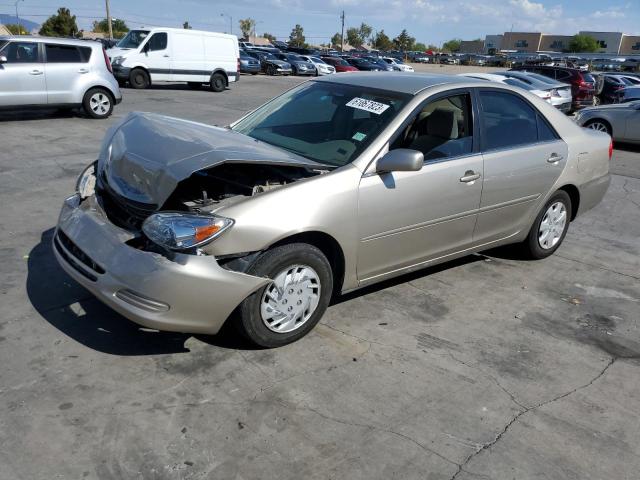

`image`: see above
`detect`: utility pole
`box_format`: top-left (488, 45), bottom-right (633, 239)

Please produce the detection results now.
top-left (14, 0), bottom-right (23, 34)
top-left (340, 10), bottom-right (345, 52)
top-left (105, 0), bottom-right (113, 39)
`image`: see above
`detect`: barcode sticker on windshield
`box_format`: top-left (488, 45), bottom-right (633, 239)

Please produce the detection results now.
top-left (346, 97), bottom-right (390, 115)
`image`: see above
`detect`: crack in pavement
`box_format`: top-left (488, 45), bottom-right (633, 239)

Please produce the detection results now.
top-left (555, 253), bottom-right (640, 281)
top-left (449, 357), bottom-right (617, 479)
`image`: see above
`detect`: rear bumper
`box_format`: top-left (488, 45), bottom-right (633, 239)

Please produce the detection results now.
top-left (54, 194), bottom-right (269, 334)
top-left (577, 174), bottom-right (610, 217)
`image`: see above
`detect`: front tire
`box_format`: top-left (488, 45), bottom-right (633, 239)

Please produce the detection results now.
top-left (522, 190), bottom-right (572, 259)
top-left (209, 72), bottom-right (226, 92)
top-left (129, 68), bottom-right (150, 89)
top-left (82, 88), bottom-right (114, 119)
top-left (236, 243), bottom-right (333, 348)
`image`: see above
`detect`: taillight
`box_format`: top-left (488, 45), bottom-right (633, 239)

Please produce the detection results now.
top-left (609, 139), bottom-right (613, 160)
top-left (102, 48), bottom-right (112, 74)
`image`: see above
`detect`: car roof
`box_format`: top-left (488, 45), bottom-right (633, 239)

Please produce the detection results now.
top-left (0, 35), bottom-right (102, 47)
top-left (314, 72), bottom-right (477, 95)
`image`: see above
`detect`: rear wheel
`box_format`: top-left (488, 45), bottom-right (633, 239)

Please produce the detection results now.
top-left (129, 68), bottom-right (150, 89)
top-left (584, 119), bottom-right (611, 136)
top-left (235, 243), bottom-right (333, 348)
top-left (209, 72), bottom-right (226, 92)
top-left (82, 88), bottom-right (114, 119)
top-left (521, 190), bottom-right (572, 259)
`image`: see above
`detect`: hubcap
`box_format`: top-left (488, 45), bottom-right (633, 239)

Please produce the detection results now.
top-left (588, 122), bottom-right (608, 133)
top-left (89, 93), bottom-right (110, 115)
top-left (260, 264), bottom-right (321, 333)
top-left (538, 201), bottom-right (567, 250)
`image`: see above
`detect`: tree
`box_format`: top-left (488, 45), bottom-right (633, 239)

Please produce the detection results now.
top-left (92, 18), bottom-right (129, 37)
top-left (262, 32), bottom-right (276, 43)
top-left (5, 24), bottom-right (28, 35)
top-left (442, 38), bottom-right (462, 52)
top-left (568, 34), bottom-right (599, 53)
top-left (414, 42), bottom-right (427, 52)
top-left (183, 21), bottom-right (192, 30)
top-left (331, 32), bottom-right (343, 49)
top-left (393, 29), bottom-right (415, 51)
top-left (289, 24), bottom-right (305, 47)
top-left (345, 23), bottom-right (372, 49)
top-left (372, 30), bottom-right (393, 51)
top-left (239, 18), bottom-right (256, 40)
top-left (39, 8), bottom-right (78, 37)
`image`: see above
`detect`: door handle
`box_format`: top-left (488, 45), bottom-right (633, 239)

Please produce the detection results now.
top-left (78, 68), bottom-right (89, 74)
top-left (547, 153), bottom-right (564, 164)
top-left (460, 170), bottom-right (481, 183)
top-left (163, 54), bottom-right (170, 58)
top-left (29, 70), bottom-right (43, 75)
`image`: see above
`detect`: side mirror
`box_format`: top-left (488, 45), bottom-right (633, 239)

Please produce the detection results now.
top-left (376, 149), bottom-right (424, 173)
top-left (0, 56), bottom-right (7, 64)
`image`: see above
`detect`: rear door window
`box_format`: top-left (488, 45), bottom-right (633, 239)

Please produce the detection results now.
top-left (45, 44), bottom-right (87, 63)
top-left (478, 90), bottom-right (539, 150)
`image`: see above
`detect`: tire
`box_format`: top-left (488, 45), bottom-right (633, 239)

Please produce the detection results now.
top-left (522, 190), bottom-right (572, 259)
top-left (82, 88), bottom-right (114, 119)
top-left (584, 119), bottom-right (611, 136)
top-left (187, 82), bottom-right (202, 90)
top-left (251, 72), bottom-right (258, 75)
top-left (235, 243), bottom-right (333, 348)
top-left (209, 72), bottom-right (226, 92)
top-left (129, 68), bottom-right (150, 89)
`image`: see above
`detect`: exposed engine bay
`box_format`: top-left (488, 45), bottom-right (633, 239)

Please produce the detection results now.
top-left (164, 162), bottom-right (326, 214)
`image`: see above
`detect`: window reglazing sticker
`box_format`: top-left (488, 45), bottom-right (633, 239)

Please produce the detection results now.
top-left (346, 97), bottom-right (390, 115)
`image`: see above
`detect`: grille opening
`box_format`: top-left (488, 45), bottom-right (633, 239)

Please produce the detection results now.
top-left (54, 235), bottom-right (98, 282)
top-left (56, 230), bottom-right (105, 274)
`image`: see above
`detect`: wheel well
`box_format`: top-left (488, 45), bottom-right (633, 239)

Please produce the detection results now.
top-left (272, 232), bottom-right (345, 294)
top-left (211, 69), bottom-right (229, 86)
top-left (559, 184), bottom-right (580, 221)
top-left (85, 85), bottom-right (115, 102)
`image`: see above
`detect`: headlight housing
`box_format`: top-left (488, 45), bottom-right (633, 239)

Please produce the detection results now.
top-left (111, 56), bottom-right (124, 65)
top-left (75, 162), bottom-right (97, 199)
top-left (142, 212), bottom-right (234, 251)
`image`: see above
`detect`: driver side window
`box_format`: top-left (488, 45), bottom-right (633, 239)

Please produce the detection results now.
top-left (392, 93), bottom-right (474, 162)
top-left (147, 33), bottom-right (167, 51)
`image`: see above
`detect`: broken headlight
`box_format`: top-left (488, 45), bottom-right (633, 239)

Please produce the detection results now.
top-left (76, 162), bottom-right (97, 199)
top-left (142, 212), bottom-right (234, 251)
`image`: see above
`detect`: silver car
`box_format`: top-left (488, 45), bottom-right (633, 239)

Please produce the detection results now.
top-left (575, 101), bottom-right (640, 144)
top-left (54, 73), bottom-right (611, 347)
top-left (497, 70), bottom-right (573, 113)
top-left (0, 36), bottom-right (122, 118)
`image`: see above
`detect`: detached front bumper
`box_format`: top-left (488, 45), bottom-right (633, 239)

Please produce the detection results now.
top-left (112, 65), bottom-right (130, 81)
top-left (54, 194), bottom-right (269, 335)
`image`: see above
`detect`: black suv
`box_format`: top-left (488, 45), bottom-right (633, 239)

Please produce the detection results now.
top-left (511, 65), bottom-right (595, 110)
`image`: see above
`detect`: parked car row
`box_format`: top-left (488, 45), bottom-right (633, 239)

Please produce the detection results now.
top-left (592, 72), bottom-right (640, 105)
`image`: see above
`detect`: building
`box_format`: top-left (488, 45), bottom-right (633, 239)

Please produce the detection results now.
top-left (484, 34), bottom-right (503, 54)
top-left (620, 35), bottom-right (640, 55)
top-left (459, 40), bottom-right (484, 54)
top-left (0, 23), bottom-right (11, 35)
top-left (539, 34), bottom-right (573, 53)
top-left (501, 32), bottom-right (542, 52)
top-left (578, 31), bottom-right (624, 54)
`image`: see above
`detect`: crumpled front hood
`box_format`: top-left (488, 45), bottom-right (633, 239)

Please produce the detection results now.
top-left (98, 112), bottom-right (324, 207)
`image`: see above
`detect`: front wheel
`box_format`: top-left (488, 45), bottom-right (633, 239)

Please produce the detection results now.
top-left (522, 190), bottom-right (572, 259)
top-left (129, 68), bottom-right (150, 89)
top-left (235, 243), bottom-right (333, 348)
top-left (82, 88), bottom-right (114, 119)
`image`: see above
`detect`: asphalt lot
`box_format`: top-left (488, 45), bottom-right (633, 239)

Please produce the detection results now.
top-left (1, 71), bottom-right (639, 480)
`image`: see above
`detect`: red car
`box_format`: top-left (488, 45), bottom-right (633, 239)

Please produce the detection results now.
top-left (321, 56), bottom-right (358, 72)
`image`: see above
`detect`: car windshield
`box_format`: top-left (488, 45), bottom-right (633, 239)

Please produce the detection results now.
top-left (311, 56), bottom-right (325, 64)
top-left (231, 82), bottom-right (411, 167)
top-left (287, 54), bottom-right (304, 62)
top-left (260, 52), bottom-right (276, 60)
top-left (582, 73), bottom-right (595, 83)
top-left (116, 30), bottom-right (150, 49)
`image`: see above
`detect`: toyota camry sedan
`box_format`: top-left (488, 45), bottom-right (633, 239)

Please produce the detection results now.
top-left (54, 73), bottom-right (611, 347)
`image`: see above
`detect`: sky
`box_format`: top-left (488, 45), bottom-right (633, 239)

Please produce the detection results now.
top-left (3, 0), bottom-right (638, 45)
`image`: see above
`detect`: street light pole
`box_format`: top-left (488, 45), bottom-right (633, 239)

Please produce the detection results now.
top-left (105, 0), bottom-right (113, 39)
top-left (220, 13), bottom-right (232, 35)
top-left (14, 0), bottom-right (24, 34)
top-left (340, 10), bottom-right (345, 52)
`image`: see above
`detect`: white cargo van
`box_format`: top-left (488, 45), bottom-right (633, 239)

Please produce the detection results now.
top-left (108, 28), bottom-right (239, 92)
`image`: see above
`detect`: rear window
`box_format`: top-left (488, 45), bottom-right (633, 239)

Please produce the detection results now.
top-left (582, 73), bottom-right (595, 83)
top-left (45, 44), bottom-right (86, 63)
